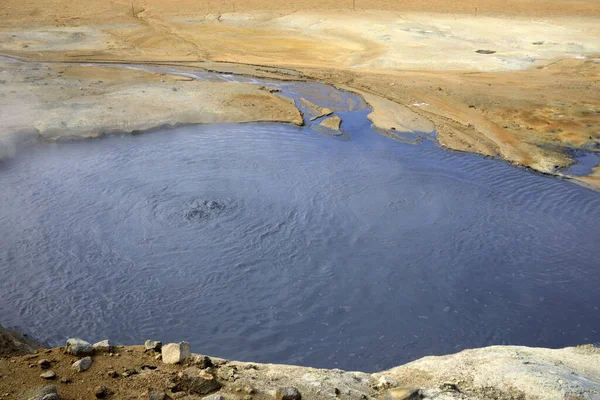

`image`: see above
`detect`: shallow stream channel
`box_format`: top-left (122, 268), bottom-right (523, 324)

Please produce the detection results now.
top-left (1, 64), bottom-right (599, 372)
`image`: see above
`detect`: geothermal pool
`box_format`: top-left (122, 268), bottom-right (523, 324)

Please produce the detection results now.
top-left (1, 74), bottom-right (599, 372)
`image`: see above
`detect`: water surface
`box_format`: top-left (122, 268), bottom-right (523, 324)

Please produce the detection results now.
top-left (1, 78), bottom-right (600, 372)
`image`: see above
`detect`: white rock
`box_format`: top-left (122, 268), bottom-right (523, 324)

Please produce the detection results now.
top-left (161, 341), bottom-right (191, 364)
top-left (377, 375), bottom-right (396, 389)
top-left (65, 338), bottom-right (93, 356)
top-left (93, 340), bottom-right (111, 353)
top-left (72, 356), bottom-right (93, 372)
top-left (144, 340), bottom-right (162, 352)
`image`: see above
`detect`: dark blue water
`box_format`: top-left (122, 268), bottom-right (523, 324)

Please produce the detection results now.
top-left (1, 76), bottom-right (600, 372)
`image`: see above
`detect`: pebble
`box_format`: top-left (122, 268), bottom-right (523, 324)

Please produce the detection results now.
top-left (93, 340), bottom-right (111, 353)
top-left (27, 384), bottom-right (61, 400)
top-left (275, 387), bottom-right (301, 400)
top-left (384, 388), bottom-right (420, 400)
top-left (40, 371), bottom-right (56, 380)
top-left (202, 395), bottom-right (224, 400)
top-left (60, 377), bottom-right (72, 384)
top-left (143, 390), bottom-right (174, 400)
top-left (94, 385), bottom-right (113, 399)
top-left (122, 368), bottom-right (138, 377)
top-left (38, 359), bottom-right (51, 369)
top-left (172, 366), bottom-right (222, 395)
top-left (107, 370), bottom-right (119, 378)
top-left (144, 340), bottom-right (162, 352)
top-left (377, 375), bottom-right (396, 389)
top-left (72, 356), bottom-right (93, 372)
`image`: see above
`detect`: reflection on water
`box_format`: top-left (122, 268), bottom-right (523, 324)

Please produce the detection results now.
top-left (1, 78), bottom-right (600, 372)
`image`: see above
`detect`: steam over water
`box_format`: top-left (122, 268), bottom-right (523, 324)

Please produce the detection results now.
top-left (1, 79), bottom-right (600, 372)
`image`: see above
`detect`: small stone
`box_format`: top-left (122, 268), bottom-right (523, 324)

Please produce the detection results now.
top-left (65, 338), bottom-right (93, 356)
top-left (93, 340), bottom-right (111, 353)
top-left (107, 370), bottom-right (119, 378)
top-left (122, 368), bottom-right (138, 377)
top-left (193, 355), bottom-right (214, 369)
top-left (172, 366), bottom-right (222, 395)
top-left (142, 390), bottom-right (173, 400)
top-left (60, 377), bottom-right (72, 384)
top-left (144, 340), bottom-right (162, 352)
top-left (72, 356), bottom-right (93, 372)
top-left (203, 395), bottom-right (224, 400)
top-left (25, 384), bottom-right (60, 400)
top-left (275, 387), bottom-right (301, 400)
top-left (244, 385), bottom-right (255, 394)
top-left (161, 342), bottom-right (191, 364)
top-left (377, 375), bottom-right (396, 389)
top-left (38, 359), bottom-right (51, 369)
top-left (154, 354), bottom-right (162, 360)
top-left (40, 371), bottom-right (56, 380)
top-left (40, 394), bottom-right (61, 400)
top-left (384, 388), bottom-right (420, 400)
top-left (94, 385), bottom-right (113, 399)
top-left (440, 382), bottom-right (459, 392)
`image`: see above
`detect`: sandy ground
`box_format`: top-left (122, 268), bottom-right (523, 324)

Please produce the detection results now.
top-left (0, 1), bottom-right (599, 187)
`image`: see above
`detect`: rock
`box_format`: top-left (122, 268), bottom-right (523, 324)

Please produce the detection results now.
top-left (144, 340), bottom-right (162, 352)
top-left (203, 395), bottom-right (224, 400)
top-left (275, 387), bottom-right (301, 400)
top-left (107, 370), bottom-right (119, 378)
top-left (94, 385), bottom-right (113, 399)
top-left (141, 390), bottom-right (173, 400)
top-left (440, 382), bottom-right (459, 391)
top-left (40, 371), bottom-right (56, 380)
top-left (317, 115), bottom-right (343, 135)
top-left (299, 97), bottom-right (333, 121)
top-left (161, 342), bottom-right (191, 364)
top-left (377, 375), bottom-right (396, 389)
top-left (40, 395), bottom-right (61, 400)
top-left (192, 354), bottom-right (214, 369)
top-left (26, 385), bottom-right (61, 400)
top-left (38, 359), bottom-right (51, 369)
top-left (172, 366), bottom-right (222, 395)
top-left (93, 340), bottom-right (111, 353)
top-left (59, 377), bottom-right (72, 384)
top-left (71, 356), bottom-right (92, 372)
top-left (476, 49), bottom-right (496, 54)
top-left (122, 368), bottom-right (138, 377)
top-left (384, 388), bottom-right (420, 400)
top-left (65, 338), bottom-right (93, 356)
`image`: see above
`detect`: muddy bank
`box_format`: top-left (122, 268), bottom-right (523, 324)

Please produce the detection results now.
top-left (1, 5), bottom-right (599, 187)
top-left (0, 57), bottom-right (303, 142)
top-left (1, 328), bottom-right (599, 400)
